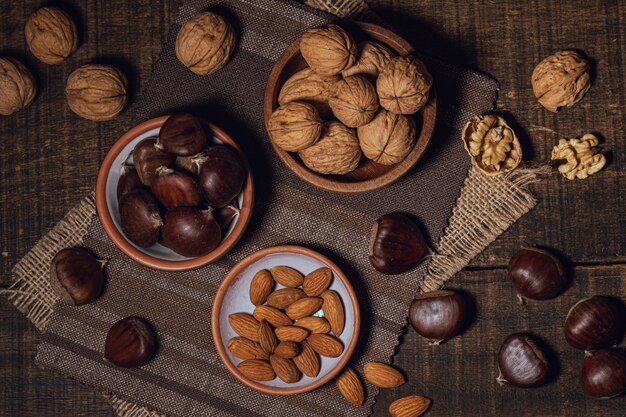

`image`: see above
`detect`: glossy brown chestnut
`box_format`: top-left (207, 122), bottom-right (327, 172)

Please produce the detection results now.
top-left (117, 165), bottom-right (144, 201)
top-left (132, 137), bottom-right (175, 186)
top-left (118, 189), bottom-right (163, 248)
top-left (497, 333), bottom-right (551, 388)
top-left (368, 213), bottom-right (430, 275)
top-left (214, 200), bottom-right (240, 231)
top-left (157, 112), bottom-right (206, 156)
top-left (161, 207), bottom-right (221, 257)
top-left (408, 290), bottom-right (466, 344)
top-left (198, 146), bottom-right (246, 208)
top-left (149, 166), bottom-right (201, 210)
top-left (564, 296), bottom-right (624, 350)
top-left (507, 247), bottom-right (566, 303)
top-left (49, 247), bottom-right (105, 306)
top-left (104, 316), bottom-right (157, 368)
top-left (580, 348), bottom-right (626, 399)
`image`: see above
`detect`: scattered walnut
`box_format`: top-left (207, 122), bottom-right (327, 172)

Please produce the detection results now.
top-left (461, 115), bottom-right (522, 176)
top-left (377, 56), bottom-right (432, 115)
top-left (25, 6), bottom-right (78, 64)
top-left (278, 68), bottom-right (338, 116)
top-left (0, 57), bottom-right (37, 116)
top-left (268, 101), bottom-right (323, 152)
top-left (175, 11), bottom-right (236, 75)
top-left (551, 134), bottom-right (605, 180)
top-left (65, 64), bottom-right (127, 121)
top-left (342, 41), bottom-right (395, 78)
top-left (357, 109), bottom-right (416, 165)
top-left (531, 50), bottom-right (590, 113)
top-left (329, 75), bottom-right (379, 128)
top-left (299, 24), bottom-right (357, 76)
top-left (299, 121), bottom-right (361, 175)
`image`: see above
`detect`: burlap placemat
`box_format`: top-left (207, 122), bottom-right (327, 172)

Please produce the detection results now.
top-left (3, 0), bottom-right (544, 416)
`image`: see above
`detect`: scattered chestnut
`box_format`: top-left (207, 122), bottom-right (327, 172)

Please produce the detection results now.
top-left (104, 316), bottom-right (157, 368)
top-left (368, 213), bottom-right (430, 274)
top-left (49, 247), bottom-right (105, 306)
top-left (580, 348), bottom-right (626, 399)
top-left (149, 166), bottom-right (201, 210)
top-left (118, 189), bottom-right (163, 248)
top-left (408, 290), bottom-right (466, 344)
top-left (117, 165), bottom-right (144, 201)
top-left (497, 333), bottom-right (551, 388)
top-left (161, 207), bottom-right (221, 257)
top-left (198, 146), bottom-right (246, 208)
top-left (507, 247), bottom-right (567, 303)
top-left (214, 200), bottom-right (240, 231)
top-left (564, 296), bottom-right (624, 351)
top-left (132, 137), bottom-right (176, 186)
top-left (157, 112), bottom-right (206, 156)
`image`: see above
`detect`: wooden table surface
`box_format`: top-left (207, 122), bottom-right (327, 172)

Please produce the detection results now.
top-left (1, 1), bottom-right (624, 416)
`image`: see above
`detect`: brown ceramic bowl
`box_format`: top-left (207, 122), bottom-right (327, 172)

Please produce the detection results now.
top-left (263, 21), bottom-right (437, 194)
top-left (212, 245), bottom-right (360, 395)
top-left (96, 116), bottom-right (254, 271)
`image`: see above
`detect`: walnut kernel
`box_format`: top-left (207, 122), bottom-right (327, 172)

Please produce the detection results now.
top-left (25, 6), bottom-right (78, 64)
top-left (65, 64), bottom-right (127, 121)
top-left (328, 75), bottom-right (379, 128)
top-left (342, 41), bottom-right (395, 78)
top-left (357, 109), bottom-right (416, 165)
top-left (299, 25), bottom-right (357, 76)
top-left (0, 57), bottom-right (37, 116)
top-left (268, 102), bottom-right (323, 152)
top-left (377, 56), bottom-right (432, 115)
top-left (551, 134), bottom-right (605, 180)
top-left (278, 68), bottom-right (338, 115)
top-left (299, 122), bottom-right (361, 175)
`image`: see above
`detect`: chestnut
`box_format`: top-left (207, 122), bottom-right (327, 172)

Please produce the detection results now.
top-left (198, 146), bottom-right (246, 208)
top-left (104, 316), bottom-right (157, 368)
top-left (149, 166), bottom-right (201, 210)
top-left (117, 165), bottom-right (144, 201)
top-left (175, 151), bottom-right (206, 175)
top-left (497, 333), bottom-right (551, 388)
top-left (564, 296), bottom-right (624, 351)
top-left (49, 247), bottom-right (105, 306)
top-left (161, 207), bottom-right (221, 257)
top-left (157, 112), bottom-right (206, 156)
top-left (507, 247), bottom-right (567, 303)
top-left (214, 200), bottom-right (240, 231)
top-left (580, 348), bottom-right (626, 399)
top-left (118, 189), bottom-right (162, 248)
top-left (408, 290), bottom-right (466, 344)
top-left (368, 213), bottom-right (430, 275)
top-left (132, 137), bottom-right (175, 186)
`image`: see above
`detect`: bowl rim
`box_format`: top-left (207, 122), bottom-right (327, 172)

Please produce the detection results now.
top-left (211, 245), bottom-right (361, 395)
top-left (95, 115), bottom-right (254, 271)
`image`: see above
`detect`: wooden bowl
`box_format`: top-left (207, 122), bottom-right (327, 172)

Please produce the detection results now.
top-left (96, 116), bottom-right (254, 271)
top-left (263, 21), bottom-right (437, 193)
top-left (211, 245), bottom-right (360, 395)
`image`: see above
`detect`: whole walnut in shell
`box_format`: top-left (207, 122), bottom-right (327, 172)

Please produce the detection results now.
top-left (25, 6), bottom-right (78, 64)
top-left (329, 75), bottom-right (379, 128)
top-left (357, 109), bottom-right (416, 165)
top-left (278, 68), bottom-right (338, 115)
top-left (268, 102), bottom-right (322, 152)
top-left (531, 50), bottom-right (590, 113)
top-left (342, 41), bottom-right (395, 78)
top-left (0, 57), bottom-right (37, 116)
top-left (65, 64), bottom-right (127, 121)
top-left (300, 25), bottom-right (357, 76)
top-left (377, 55), bottom-right (432, 115)
top-left (175, 11), bottom-right (236, 76)
top-left (299, 122), bottom-right (361, 175)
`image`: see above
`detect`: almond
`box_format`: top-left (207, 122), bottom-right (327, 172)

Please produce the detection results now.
top-left (363, 362), bottom-right (405, 388)
top-left (266, 287), bottom-right (306, 309)
top-left (227, 337), bottom-right (268, 360)
top-left (237, 359), bottom-right (275, 381)
top-left (389, 395), bottom-right (431, 417)
top-left (228, 313), bottom-right (260, 341)
top-left (321, 290), bottom-right (345, 336)
top-left (294, 316), bottom-right (331, 334)
top-left (303, 267), bottom-right (333, 296)
top-left (258, 319), bottom-right (278, 354)
top-left (336, 367), bottom-right (364, 406)
top-left (293, 340), bottom-right (320, 377)
top-left (274, 341), bottom-right (299, 358)
top-left (249, 269), bottom-right (274, 306)
top-left (270, 266), bottom-right (304, 287)
top-left (307, 333), bottom-right (344, 357)
top-left (270, 354), bottom-right (301, 383)
top-left (285, 297), bottom-right (323, 320)
top-left (253, 305), bottom-right (292, 327)
top-left (275, 325), bottom-right (309, 342)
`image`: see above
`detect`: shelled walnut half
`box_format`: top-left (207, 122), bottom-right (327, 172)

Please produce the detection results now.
top-left (551, 134), bottom-right (606, 180)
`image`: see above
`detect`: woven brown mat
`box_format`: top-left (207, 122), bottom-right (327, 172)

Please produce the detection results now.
top-left (3, 0), bottom-right (544, 416)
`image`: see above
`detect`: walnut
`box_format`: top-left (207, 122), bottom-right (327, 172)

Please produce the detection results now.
top-left (299, 121), bottom-right (361, 175)
top-left (377, 55), bottom-right (432, 115)
top-left (278, 68), bottom-right (338, 115)
top-left (328, 75), bottom-right (379, 127)
top-left (0, 57), bottom-right (37, 116)
top-left (25, 6), bottom-right (77, 64)
top-left (175, 11), bottom-right (236, 76)
top-left (551, 134), bottom-right (605, 180)
top-left (461, 115), bottom-right (522, 176)
top-left (65, 64), bottom-right (127, 121)
top-left (342, 41), bottom-right (395, 78)
top-left (299, 24), bottom-right (357, 76)
top-left (357, 109), bottom-right (416, 165)
top-left (268, 102), bottom-right (323, 152)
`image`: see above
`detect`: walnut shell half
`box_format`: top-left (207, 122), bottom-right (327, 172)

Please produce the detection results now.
top-left (0, 57), bottom-right (37, 116)
top-left (299, 24), bottom-right (357, 76)
top-left (299, 121), bottom-right (361, 175)
top-left (25, 6), bottom-right (78, 65)
top-left (268, 101), bottom-right (322, 152)
top-left (377, 55), bottom-right (432, 115)
top-left (65, 64), bottom-right (127, 121)
top-left (278, 68), bottom-right (338, 116)
top-left (357, 109), bottom-right (416, 165)
top-left (329, 75), bottom-right (379, 128)
top-left (342, 41), bottom-right (395, 78)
